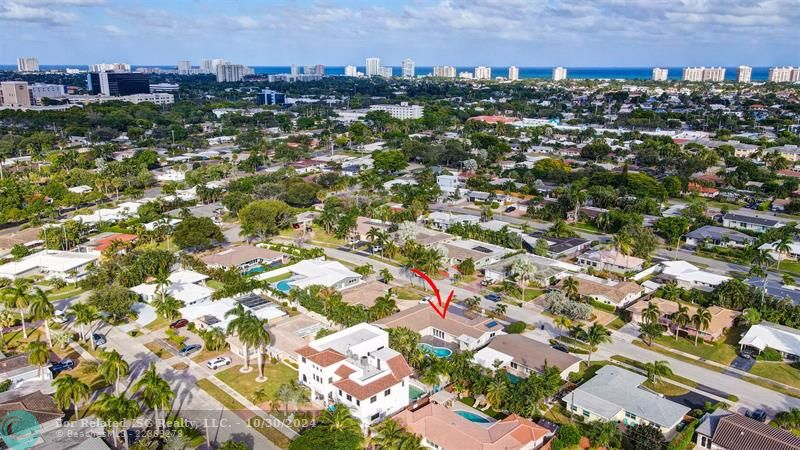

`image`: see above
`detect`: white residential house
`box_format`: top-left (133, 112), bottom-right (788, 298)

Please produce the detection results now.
top-left (739, 322), bottom-right (800, 360)
top-left (658, 261), bottom-right (731, 292)
top-left (721, 213), bottom-right (783, 233)
top-left (0, 354), bottom-right (52, 387)
top-left (130, 269), bottom-right (214, 306)
top-left (576, 249), bottom-right (644, 274)
top-left (0, 250), bottom-right (99, 282)
top-left (256, 259), bottom-right (362, 291)
top-left (296, 323), bottom-right (412, 429)
top-left (759, 241), bottom-right (800, 261)
top-left (436, 174), bottom-right (462, 196)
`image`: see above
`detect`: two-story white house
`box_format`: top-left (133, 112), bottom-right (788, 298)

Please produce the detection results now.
top-left (296, 323), bottom-right (412, 429)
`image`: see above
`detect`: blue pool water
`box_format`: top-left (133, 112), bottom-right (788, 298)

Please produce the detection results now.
top-left (418, 343), bottom-right (452, 358)
top-left (244, 266), bottom-right (266, 276)
top-left (507, 373), bottom-right (522, 384)
top-left (275, 280), bottom-right (293, 293)
top-left (455, 410), bottom-right (491, 423)
top-left (409, 385), bottom-right (426, 400)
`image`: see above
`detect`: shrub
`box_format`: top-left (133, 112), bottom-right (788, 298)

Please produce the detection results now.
top-left (591, 300), bottom-right (617, 313)
top-left (542, 291), bottom-right (592, 320)
top-left (0, 379), bottom-right (11, 393)
top-left (505, 321), bottom-right (526, 334)
top-left (556, 423), bottom-right (581, 446)
top-left (758, 347), bottom-right (782, 361)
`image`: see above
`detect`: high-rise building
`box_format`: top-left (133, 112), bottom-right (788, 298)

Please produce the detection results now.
top-left (200, 59), bottom-right (213, 74)
top-left (459, 71), bottom-right (474, 79)
top-left (304, 65), bottom-right (325, 76)
top-left (737, 65), bottom-right (752, 83)
top-left (379, 66), bottom-right (393, 78)
top-left (87, 72), bottom-right (150, 96)
top-left (552, 67), bottom-right (568, 81)
top-left (89, 63), bottom-right (131, 73)
top-left (682, 67), bottom-right (725, 82)
top-left (369, 102), bottom-right (424, 120)
top-left (0, 82), bottom-right (32, 107)
top-left (433, 66), bottom-right (456, 78)
top-left (366, 57), bottom-right (381, 77)
top-left (256, 89), bottom-right (286, 106)
top-left (652, 67), bottom-right (668, 81)
top-left (216, 64), bottom-right (246, 82)
top-left (508, 66), bottom-right (519, 81)
top-left (344, 65), bottom-right (358, 77)
top-left (291, 64), bottom-right (299, 77)
top-left (768, 67), bottom-right (800, 82)
top-left (402, 58), bottom-right (415, 78)
top-left (177, 60), bottom-right (191, 75)
top-left (474, 66), bottom-right (491, 80)
top-left (16, 58), bottom-right (39, 72)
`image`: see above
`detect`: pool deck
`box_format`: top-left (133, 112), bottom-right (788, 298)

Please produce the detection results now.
top-left (420, 335), bottom-right (459, 352)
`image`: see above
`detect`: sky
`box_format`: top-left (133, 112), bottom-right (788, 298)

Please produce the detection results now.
top-left (1, 0), bottom-right (799, 67)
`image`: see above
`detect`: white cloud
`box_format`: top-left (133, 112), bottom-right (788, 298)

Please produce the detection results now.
top-left (15, 0), bottom-right (105, 5)
top-left (101, 23), bottom-right (122, 34)
top-left (0, 1), bottom-right (78, 25)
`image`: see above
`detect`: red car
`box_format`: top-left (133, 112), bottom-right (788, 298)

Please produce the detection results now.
top-left (170, 319), bottom-right (189, 329)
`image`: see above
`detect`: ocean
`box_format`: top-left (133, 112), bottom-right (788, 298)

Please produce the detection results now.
top-left (0, 65), bottom-right (774, 81)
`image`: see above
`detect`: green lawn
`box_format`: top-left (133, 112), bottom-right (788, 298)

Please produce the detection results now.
top-left (650, 326), bottom-right (743, 366)
top-left (197, 378), bottom-right (245, 410)
top-left (750, 362), bottom-right (800, 390)
top-left (610, 355), bottom-right (699, 388)
top-left (568, 361), bottom-right (610, 384)
top-left (778, 260), bottom-right (800, 277)
top-left (259, 272), bottom-right (292, 283)
top-left (248, 417), bottom-right (291, 449)
top-left (206, 279), bottom-right (225, 290)
top-left (310, 231), bottom-right (346, 247)
top-left (216, 363), bottom-right (298, 403)
top-left (144, 341), bottom-right (172, 359)
top-left (46, 286), bottom-right (86, 301)
top-left (608, 317), bottom-right (627, 330)
top-left (144, 315), bottom-right (170, 331)
top-left (643, 379), bottom-right (690, 396)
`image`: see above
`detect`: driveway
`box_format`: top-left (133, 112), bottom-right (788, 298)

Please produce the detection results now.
top-left (728, 355), bottom-right (756, 374)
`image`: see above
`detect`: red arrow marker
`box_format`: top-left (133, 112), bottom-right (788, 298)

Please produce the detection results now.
top-left (411, 268), bottom-right (454, 319)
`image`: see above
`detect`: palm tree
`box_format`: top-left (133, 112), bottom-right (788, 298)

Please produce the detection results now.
top-left (152, 295), bottom-right (184, 322)
top-left (562, 276), bottom-right (579, 301)
top-left (2, 279), bottom-right (31, 339)
top-left (225, 304), bottom-right (255, 372)
top-left (739, 308), bottom-right (762, 327)
top-left (134, 363), bottom-right (174, 433)
top-left (371, 418), bottom-right (407, 448)
top-left (371, 291), bottom-right (397, 320)
top-left (691, 307), bottom-right (712, 346)
top-left (199, 327), bottom-right (228, 351)
top-left (612, 233), bottom-right (633, 273)
top-left (661, 281), bottom-right (682, 301)
top-left (642, 302), bottom-right (661, 325)
top-left (554, 315), bottom-right (572, 340)
top-left (644, 360), bottom-right (673, 384)
top-left (379, 268), bottom-right (394, 284)
top-left (68, 303), bottom-right (100, 346)
top-left (462, 296), bottom-right (481, 313)
top-left (492, 303), bottom-right (507, 318)
top-left (318, 403), bottom-right (362, 436)
top-left (247, 317), bottom-right (271, 382)
top-left (671, 305), bottom-right (690, 340)
top-left (53, 374), bottom-right (90, 420)
top-left (0, 309), bottom-right (15, 351)
top-left (585, 323), bottom-right (611, 365)
top-left (99, 349), bottom-right (130, 394)
top-left (511, 258), bottom-right (537, 302)
top-left (96, 392), bottom-right (140, 448)
top-left (154, 271), bottom-right (170, 304)
top-left (27, 341), bottom-right (49, 379)
top-left (29, 288), bottom-right (55, 347)
top-left (774, 235), bottom-right (793, 270)
top-left (485, 379), bottom-right (507, 410)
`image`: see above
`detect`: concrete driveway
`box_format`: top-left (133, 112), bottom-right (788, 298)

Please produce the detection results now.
top-left (729, 355), bottom-right (756, 373)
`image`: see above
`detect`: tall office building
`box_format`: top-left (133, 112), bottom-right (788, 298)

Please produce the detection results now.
top-left (433, 66), bottom-right (456, 78)
top-left (508, 66), bottom-right (519, 81)
top-left (256, 89), bottom-right (286, 106)
top-left (682, 67), bottom-right (725, 82)
top-left (89, 63), bottom-right (131, 73)
top-left (16, 58), bottom-right (39, 72)
top-left (216, 64), bottom-right (246, 82)
top-left (402, 58), bottom-right (415, 78)
top-left (200, 59), bottom-right (213, 74)
top-left (552, 67), bottom-right (568, 81)
top-left (652, 67), bottom-right (668, 81)
top-left (29, 83), bottom-right (65, 104)
top-left (737, 65), bottom-right (752, 83)
top-left (768, 67), bottom-right (800, 82)
top-left (290, 64), bottom-right (299, 77)
top-left (87, 72), bottom-right (150, 96)
top-left (304, 65), bottom-right (325, 76)
top-left (379, 66), bottom-right (393, 78)
top-left (344, 65), bottom-right (358, 77)
top-left (0, 82), bottom-right (32, 107)
top-left (177, 60), bottom-right (191, 75)
top-left (366, 57), bottom-right (381, 77)
top-left (474, 66), bottom-right (491, 80)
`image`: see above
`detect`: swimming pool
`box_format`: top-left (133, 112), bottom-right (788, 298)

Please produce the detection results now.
top-left (244, 266), bottom-right (266, 276)
top-left (418, 343), bottom-right (452, 358)
top-left (455, 410), bottom-right (491, 423)
top-left (507, 373), bottom-right (522, 384)
top-left (409, 385), bottom-right (426, 400)
top-left (275, 280), bottom-right (293, 293)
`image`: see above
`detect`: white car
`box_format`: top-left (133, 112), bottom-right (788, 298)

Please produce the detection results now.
top-left (206, 357), bottom-right (232, 370)
top-left (53, 310), bottom-right (70, 324)
top-left (419, 295), bottom-right (433, 304)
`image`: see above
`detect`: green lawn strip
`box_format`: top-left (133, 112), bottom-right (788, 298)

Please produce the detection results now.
top-left (196, 378), bottom-right (245, 410)
top-left (750, 362), bottom-right (800, 390)
top-left (608, 317), bottom-right (626, 330)
top-left (206, 279), bottom-right (225, 290)
top-left (144, 341), bottom-right (172, 359)
top-left (642, 379), bottom-right (690, 396)
top-left (248, 417), bottom-right (291, 449)
top-left (215, 363), bottom-right (298, 404)
top-left (610, 355), bottom-right (699, 388)
top-left (649, 329), bottom-right (740, 366)
top-left (47, 287), bottom-right (86, 301)
top-left (568, 361), bottom-right (611, 384)
top-left (259, 272), bottom-right (293, 284)
top-left (144, 315), bottom-right (171, 331)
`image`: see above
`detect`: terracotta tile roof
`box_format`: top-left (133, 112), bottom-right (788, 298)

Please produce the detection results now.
top-left (713, 413), bottom-right (800, 450)
top-left (386, 355), bottom-right (412, 379)
top-left (295, 346), bottom-right (346, 367)
top-left (395, 403), bottom-right (551, 449)
top-left (627, 298), bottom-right (739, 338)
top-left (374, 304), bottom-right (503, 339)
top-left (570, 277), bottom-right (642, 305)
top-left (334, 365), bottom-right (356, 378)
top-left (334, 373), bottom-right (401, 401)
top-left (94, 233), bottom-right (137, 252)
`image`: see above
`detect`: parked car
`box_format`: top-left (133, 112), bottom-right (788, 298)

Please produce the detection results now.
top-left (179, 344), bottom-right (202, 357)
top-left (551, 343), bottom-right (570, 353)
top-left (49, 359), bottom-right (75, 376)
top-left (746, 409), bottom-right (767, 422)
top-left (419, 295), bottom-right (433, 304)
top-left (480, 279), bottom-right (495, 287)
top-left (739, 351), bottom-right (752, 359)
top-left (170, 319), bottom-right (189, 329)
top-left (92, 333), bottom-right (106, 347)
top-left (485, 293), bottom-right (502, 302)
top-left (504, 206), bottom-right (516, 213)
top-left (206, 357), bottom-right (232, 370)
top-left (53, 310), bottom-right (70, 324)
